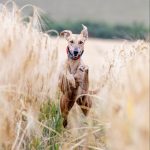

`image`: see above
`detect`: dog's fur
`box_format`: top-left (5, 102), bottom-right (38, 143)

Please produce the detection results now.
top-left (59, 25), bottom-right (92, 127)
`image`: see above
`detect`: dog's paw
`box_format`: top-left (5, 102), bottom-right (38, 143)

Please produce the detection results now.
top-left (84, 65), bottom-right (89, 73)
top-left (79, 65), bottom-right (85, 72)
top-left (67, 74), bottom-right (76, 88)
top-left (71, 79), bottom-right (76, 88)
top-left (79, 65), bottom-right (89, 73)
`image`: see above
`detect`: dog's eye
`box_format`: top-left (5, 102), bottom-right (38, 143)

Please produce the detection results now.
top-left (78, 41), bottom-right (83, 44)
top-left (70, 40), bottom-right (74, 44)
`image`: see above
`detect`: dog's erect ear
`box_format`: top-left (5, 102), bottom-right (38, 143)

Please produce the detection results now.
top-left (80, 24), bottom-right (88, 40)
top-left (60, 30), bottom-right (72, 40)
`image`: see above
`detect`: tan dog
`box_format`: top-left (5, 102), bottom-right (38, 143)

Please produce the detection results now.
top-left (59, 25), bottom-right (92, 128)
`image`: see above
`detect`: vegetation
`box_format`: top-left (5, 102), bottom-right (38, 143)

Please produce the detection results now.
top-left (0, 3), bottom-right (149, 150)
top-left (29, 101), bottom-right (63, 150)
top-left (39, 14), bottom-right (149, 40)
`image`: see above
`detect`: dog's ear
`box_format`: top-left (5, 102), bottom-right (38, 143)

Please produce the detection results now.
top-left (80, 24), bottom-right (88, 40)
top-left (60, 30), bottom-right (72, 40)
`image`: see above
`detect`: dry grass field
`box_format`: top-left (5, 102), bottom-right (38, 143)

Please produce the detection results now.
top-left (0, 3), bottom-right (149, 150)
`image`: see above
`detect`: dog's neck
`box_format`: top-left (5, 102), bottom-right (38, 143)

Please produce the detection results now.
top-left (67, 58), bottom-right (81, 74)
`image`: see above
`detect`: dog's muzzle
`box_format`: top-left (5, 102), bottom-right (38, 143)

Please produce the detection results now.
top-left (66, 46), bottom-right (84, 60)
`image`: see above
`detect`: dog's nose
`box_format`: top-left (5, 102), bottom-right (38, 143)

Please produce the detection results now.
top-left (74, 51), bottom-right (78, 56)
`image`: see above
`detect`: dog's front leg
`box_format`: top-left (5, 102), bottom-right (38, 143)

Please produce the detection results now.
top-left (66, 70), bottom-right (76, 88)
top-left (59, 70), bottom-right (76, 94)
top-left (75, 65), bottom-right (92, 116)
top-left (74, 65), bottom-right (89, 92)
top-left (81, 65), bottom-right (89, 92)
top-left (59, 69), bottom-right (76, 128)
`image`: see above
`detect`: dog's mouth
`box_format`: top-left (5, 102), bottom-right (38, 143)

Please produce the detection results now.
top-left (67, 46), bottom-right (84, 60)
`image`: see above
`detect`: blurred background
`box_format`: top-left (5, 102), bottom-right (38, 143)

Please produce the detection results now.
top-left (1, 0), bottom-right (149, 39)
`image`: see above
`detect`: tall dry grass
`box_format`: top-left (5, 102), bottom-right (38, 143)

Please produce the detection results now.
top-left (0, 2), bottom-right (60, 149)
top-left (0, 2), bottom-right (149, 150)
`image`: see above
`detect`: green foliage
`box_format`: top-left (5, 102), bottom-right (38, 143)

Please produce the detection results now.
top-left (39, 101), bottom-right (63, 134)
top-left (29, 100), bottom-right (63, 150)
top-left (38, 14), bottom-right (149, 40)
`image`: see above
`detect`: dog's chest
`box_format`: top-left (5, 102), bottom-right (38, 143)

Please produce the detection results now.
top-left (68, 62), bottom-right (80, 75)
top-left (70, 68), bottom-right (77, 75)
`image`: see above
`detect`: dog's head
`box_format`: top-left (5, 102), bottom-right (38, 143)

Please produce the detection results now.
top-left (60, 25), bottom-right (88, 60)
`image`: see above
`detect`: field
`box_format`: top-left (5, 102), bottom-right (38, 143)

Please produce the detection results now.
top-left (0, 3), bottom-right (149, 150)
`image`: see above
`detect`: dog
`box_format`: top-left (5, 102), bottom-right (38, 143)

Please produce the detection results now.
top-left (59, 25), bottom-right (92, 128)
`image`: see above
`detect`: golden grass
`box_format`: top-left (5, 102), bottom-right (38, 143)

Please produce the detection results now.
top-left (0, 2), bottom-right (60, 149)
top-left (0, 2), bottom-right (149, 150)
